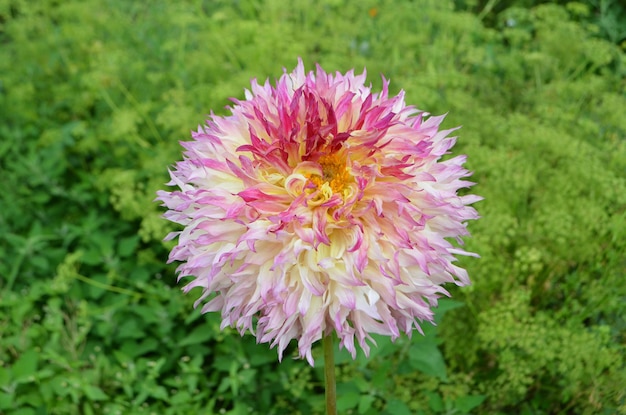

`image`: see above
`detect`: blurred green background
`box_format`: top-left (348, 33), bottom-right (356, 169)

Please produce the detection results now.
top-left (1, 0), bottom-right (625, 414)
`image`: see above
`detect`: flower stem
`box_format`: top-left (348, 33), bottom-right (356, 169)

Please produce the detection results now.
top-left (323, 334), bottom-right (337, 415)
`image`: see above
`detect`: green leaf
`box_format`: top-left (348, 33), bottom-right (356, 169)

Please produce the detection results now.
top-left (0, 391), bottom-right (14, 410)
top-left (371, 365), bottom-right (390, 389)
top-left (12, 348), bottom-right (39, 383)
top-left (10, 408), bottom-right (36, 415)
top-left (353, 376), bottom-right (371, 393)
top-left (337, 391), bottom-right (360, 412)
top-left (238, 368), bottom-right (256, 384)
top-left (179, 325), bottom-right (214, 347)
top-left (455, 395), bottom-right (486, 413)
top-left (427, 392), bottom-right (444, 412)
top-left (409, 341), bottom-right (448, 381)
top-left (358, 394), bottom-right (376, 414)
top-left (433, 299), bottom-right (465, 323)
top-left (0, 367), bottom-right (10, 387)
top-left (133, 304), bottom-right (163, 325)
top-left (384, 399), bottom-right (412, 415)
top-left (112, 349), bottom-right (131, 365)
top-left (83, 385), bottom-right (109, 401)
top-left (121, 338), bottom-right (159, 358)
top-left (118, 235), bottom-right (139, 257)
top-left (83, 402), bottom-right (95, 415)
top-left (147, 384), bottom-right (168, 400)
top-left (116, 317), bottom-right (143, 339)
top-left (247, 349), bottom-right (276, 366)
top-left (80, 248), bottom-right (102, 266)
top-left (170, 390), bottom-right (192, 405)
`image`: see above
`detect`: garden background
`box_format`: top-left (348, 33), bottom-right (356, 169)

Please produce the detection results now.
top-left (1, 0), bottom-right (625, 414)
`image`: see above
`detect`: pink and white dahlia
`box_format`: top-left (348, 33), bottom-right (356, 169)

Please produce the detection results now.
top-left (157, 59), bottom-right (480, 365)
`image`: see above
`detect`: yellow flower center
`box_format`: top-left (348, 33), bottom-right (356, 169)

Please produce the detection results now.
top-left (309, 153), bottom-right (350, 193)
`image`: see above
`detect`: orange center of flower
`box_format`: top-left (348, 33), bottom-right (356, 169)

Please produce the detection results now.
top-left (309, 153), bottom-right (350, 193)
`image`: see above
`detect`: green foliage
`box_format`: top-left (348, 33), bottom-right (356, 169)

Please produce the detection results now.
top-left (1, 0), bottom-right (624, 414)
top-left (456, 0), bottom-right (626, 46)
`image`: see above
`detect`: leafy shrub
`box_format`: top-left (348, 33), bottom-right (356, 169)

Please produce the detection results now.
top-left (1, 0), bottom-right (624, 414)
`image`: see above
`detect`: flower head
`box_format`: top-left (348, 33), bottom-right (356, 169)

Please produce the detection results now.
top-left (157, 59), bottom-right (480, 365)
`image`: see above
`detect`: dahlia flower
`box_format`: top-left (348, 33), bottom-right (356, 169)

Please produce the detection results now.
top-left (158, 59), bottom-right (480, 366)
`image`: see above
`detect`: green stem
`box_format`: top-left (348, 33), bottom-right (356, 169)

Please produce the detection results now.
top-left (323, 335), bottom-right (337, 415)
